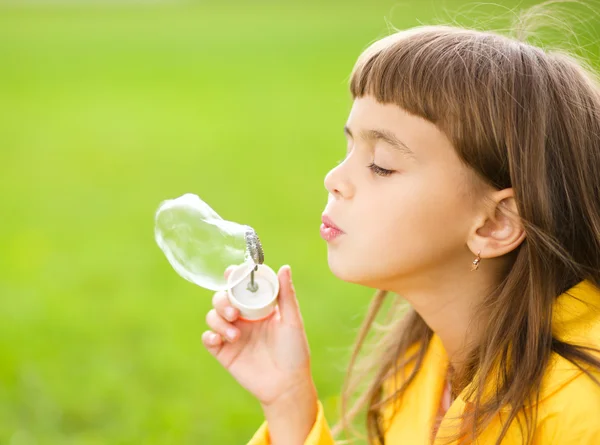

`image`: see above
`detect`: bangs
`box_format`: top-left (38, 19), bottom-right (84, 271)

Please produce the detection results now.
top-left (349, 26), bottom-right (521, 189)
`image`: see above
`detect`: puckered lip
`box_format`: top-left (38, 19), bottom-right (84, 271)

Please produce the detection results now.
top-left (321, 214), bottom-right (344, 233)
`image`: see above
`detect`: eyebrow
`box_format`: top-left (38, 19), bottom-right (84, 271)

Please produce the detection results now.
top-left (344, 125), bottom-right (416, 158)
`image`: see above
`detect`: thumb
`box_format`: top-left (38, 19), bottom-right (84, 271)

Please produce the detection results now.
top-left (277, 265), bottom-right (302, 325)
top-left (224, 265), bottom-right (237, 280)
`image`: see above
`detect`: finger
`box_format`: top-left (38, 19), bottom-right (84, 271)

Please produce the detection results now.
top-left (277, 265), bottom-right (302, 325)
top-left (206, 309), bottom-right (240, 342)
top-left (212, 290), bottom-right (240, 322)
top-left (224, 265), bottom-right (237, 280)
top-left (202, 330), bottom-right (223, 354)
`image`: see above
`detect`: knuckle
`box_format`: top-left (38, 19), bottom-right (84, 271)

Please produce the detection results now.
top-left (211, 291), bottom-right (223, 306)
top-left (205, 309), bottom-right (219, 326)
top-left (212, 290), bottom-right (229, 308)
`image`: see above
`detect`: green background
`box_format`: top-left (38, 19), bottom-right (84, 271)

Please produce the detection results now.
top-left (0, 1), bottom-right (597, 444)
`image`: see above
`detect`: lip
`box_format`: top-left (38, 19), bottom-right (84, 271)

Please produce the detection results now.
top-left (321, 215), bottom-right (344, 232)
top-left (320, 214), bottom-right (345, 242)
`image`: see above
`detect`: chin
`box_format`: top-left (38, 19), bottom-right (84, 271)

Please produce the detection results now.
top-left (327, 243), bottom-right (412, 291)
top-left (327, 252), bottom-right (385, 289)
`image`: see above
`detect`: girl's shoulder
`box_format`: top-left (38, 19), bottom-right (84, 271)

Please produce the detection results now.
top-left (538, 279), bottom-right (600, 398)
top-left (534, 279), bottom-right (600, 439)
top-left (535, 361), bottom-right (600, 442)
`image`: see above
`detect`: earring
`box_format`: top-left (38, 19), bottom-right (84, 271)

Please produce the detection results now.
top-left (471, 251), bottom-right (481, 271)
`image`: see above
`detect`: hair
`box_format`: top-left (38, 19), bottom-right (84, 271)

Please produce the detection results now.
top-left (332, 12), bottom-right (600, 445)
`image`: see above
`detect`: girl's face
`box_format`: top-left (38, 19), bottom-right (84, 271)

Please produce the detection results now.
top-left (323, 95), bottom-right (482, 292)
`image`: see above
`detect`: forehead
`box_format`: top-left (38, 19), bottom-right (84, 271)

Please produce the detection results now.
top-left (346, 96), bottom-right (453, 157)
top-left (348, 96), bottom-right (483, 192)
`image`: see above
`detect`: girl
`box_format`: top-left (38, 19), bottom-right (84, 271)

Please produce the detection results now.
top-left (201, 21), bottom-right (600, 445)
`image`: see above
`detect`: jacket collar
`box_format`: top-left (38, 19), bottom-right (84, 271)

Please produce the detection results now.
top-left (430, 279), bottom-right (600, 409)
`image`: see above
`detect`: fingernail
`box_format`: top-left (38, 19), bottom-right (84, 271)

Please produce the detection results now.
top-left (225, 307), bottom-right (236, 320)
top-left (210, 333), bottom-right (220, 345)
top-left (226, 328), bottom-right (237, 341)
top-left (287, 265), bottom-right (292, 281)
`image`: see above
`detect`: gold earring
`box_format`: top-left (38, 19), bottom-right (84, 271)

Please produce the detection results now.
top-left (471, 251), bottom-right (481, 271)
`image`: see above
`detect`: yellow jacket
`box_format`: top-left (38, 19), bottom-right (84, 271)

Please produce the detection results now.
top-left (248, 280), bottom-right (600, 444)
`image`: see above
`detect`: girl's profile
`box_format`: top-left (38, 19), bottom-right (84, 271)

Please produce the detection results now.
top-left (202, 6), bottom-right (600, 445)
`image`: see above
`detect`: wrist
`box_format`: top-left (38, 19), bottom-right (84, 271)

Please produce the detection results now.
top-left (262, 380), bottom-right (318, 414)
top-left (261, 382), bottom-right (319, 445)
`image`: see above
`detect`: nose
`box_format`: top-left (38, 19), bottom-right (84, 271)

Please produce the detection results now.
top-left (324, 161), bottom-right (354, 199)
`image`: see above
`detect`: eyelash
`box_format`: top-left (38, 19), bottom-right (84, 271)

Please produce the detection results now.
top-left (335, 155), bottom-right (394, 177)
top-left (367, 162), bottom-right (394, 177)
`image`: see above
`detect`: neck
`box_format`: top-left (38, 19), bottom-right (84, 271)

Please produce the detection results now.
top-left (389, 259), bottom-right (503, 369)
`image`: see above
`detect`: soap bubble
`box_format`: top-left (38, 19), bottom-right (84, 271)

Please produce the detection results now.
top-left (155, 193), bottom-right (258, 291)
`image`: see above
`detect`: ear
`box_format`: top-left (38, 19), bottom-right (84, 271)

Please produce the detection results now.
top-left (467, 188), bottom-right (526, 260)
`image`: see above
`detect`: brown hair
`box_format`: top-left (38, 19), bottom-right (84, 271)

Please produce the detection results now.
top-left (333, 19), bottom-right (600, 445)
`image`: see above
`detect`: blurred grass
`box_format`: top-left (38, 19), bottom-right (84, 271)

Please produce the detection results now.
top-left (0, 1), bottom-right (597, 444)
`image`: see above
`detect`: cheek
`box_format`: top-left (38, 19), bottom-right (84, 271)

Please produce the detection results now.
top-left (367, 195), bottom-right (445, 265)
top-left (329, 177), bottom-right (473, 283)
top-left (390, 182), bottom-right (471, 248)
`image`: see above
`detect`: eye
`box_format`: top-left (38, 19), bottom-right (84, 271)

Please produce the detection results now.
top-left (367, 162), bottom-right (394, 177)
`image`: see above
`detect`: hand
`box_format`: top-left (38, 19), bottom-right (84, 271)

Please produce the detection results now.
top-left (202, 265), bottom-right (316, 409)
